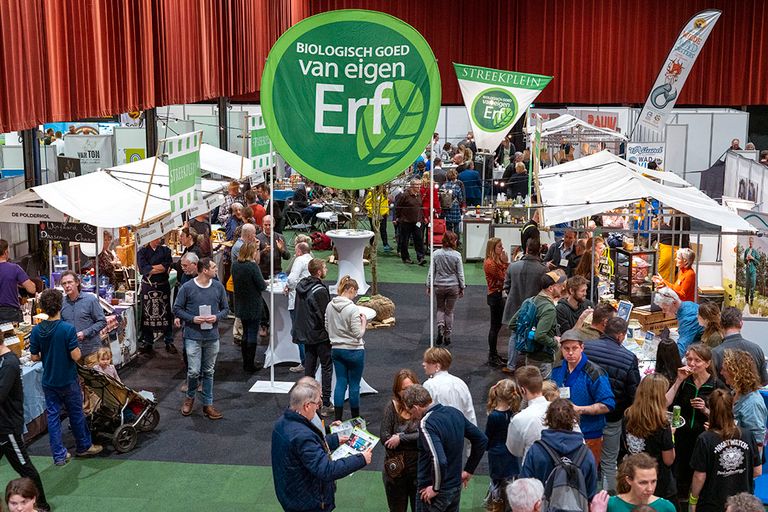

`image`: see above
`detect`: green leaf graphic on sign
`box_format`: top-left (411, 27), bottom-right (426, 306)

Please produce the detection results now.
top-left (356, 80), bottom-right (424, 167)
top-left (494, 107), bottom-right (515, 129)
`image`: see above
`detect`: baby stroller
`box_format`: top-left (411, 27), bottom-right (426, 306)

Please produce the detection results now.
top-left (77, 365), bottom-right (160, 453)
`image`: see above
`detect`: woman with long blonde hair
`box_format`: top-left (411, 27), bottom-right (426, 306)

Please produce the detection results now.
top-left (621, 373), bottom-right (676, 502)
top-left (574, 236), bottom-right (605, 303)
top-left (483, 238), bottom-right (509, 367)
top-left (665, 343), bottom-right (723, 506)
top-left (721, 349), bottom-right (767, 457)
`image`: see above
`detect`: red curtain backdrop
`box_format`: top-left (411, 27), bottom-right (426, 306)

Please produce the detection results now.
top-left (0, 0), bottom-right (302, 133)
top-left (0, 0), bottom-right (766, 133)
top-left (310, 0), bottom-right (768, 106)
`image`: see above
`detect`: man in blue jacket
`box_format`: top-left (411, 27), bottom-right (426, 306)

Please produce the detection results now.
top-left (582, 317), bottom-right (640, 493)
top-left (271, 379), bottom-right (371, 512)
top-left (551, 329), bottom-right (615, 469)
top-left (403, 384), bottom-right (487, 512)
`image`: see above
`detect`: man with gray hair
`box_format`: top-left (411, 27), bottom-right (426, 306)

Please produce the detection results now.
top-left (177, 252), bottom-right (199, 287)
top-left (725, 492), bottom-right (764, 512)
top-left (256, 215), bottom-right (290, 277)
top-left (403, 384), bottom-right (487, 511)
top-left (654, 287), bottom-right (702, 355)
top-left (271, 378), bottom-right (371, 512)
top-left (506, 478), bottom-right (544, 512)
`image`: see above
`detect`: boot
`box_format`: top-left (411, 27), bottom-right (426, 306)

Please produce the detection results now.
top-left (334, 406), bottom-right (344, 422)
top-left (351, 407), bottom-right (360, 419)
top-left (242, 343), bottom-right (256, 372)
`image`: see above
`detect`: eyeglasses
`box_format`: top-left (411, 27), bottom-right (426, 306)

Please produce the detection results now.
top-left (307, 399), bottom-right (322, 408)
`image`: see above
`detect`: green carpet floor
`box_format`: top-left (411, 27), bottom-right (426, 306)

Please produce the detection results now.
top-left (283, 229), bottom-right (489, 286)
top-left (0, 457), bottom-right (491, 511)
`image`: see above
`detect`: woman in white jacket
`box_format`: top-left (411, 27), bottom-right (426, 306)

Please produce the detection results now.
top-left (326, 275), bottom-right (367, 421)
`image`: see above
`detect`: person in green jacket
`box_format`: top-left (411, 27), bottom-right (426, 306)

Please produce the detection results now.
top-left (744, 236), bottom-right (760, 306)
top-left (509, 271), bottom-right (566, 379)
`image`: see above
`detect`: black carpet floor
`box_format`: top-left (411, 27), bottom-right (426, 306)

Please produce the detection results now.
top-left (27, 282), bottom-right (509, 474)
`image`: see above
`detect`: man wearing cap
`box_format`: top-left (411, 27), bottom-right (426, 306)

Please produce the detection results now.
top-left (551, 328), bottom-right (615, 468)
top-left (509, 270), bottom-right (566, 379)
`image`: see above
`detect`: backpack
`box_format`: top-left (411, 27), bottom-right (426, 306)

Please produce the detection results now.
top-left (513, 297), bottom-right (539, 353)
top-left (438, 187), bottom-right (454, 210)
top-left (537, 440), bottom-right (590, 512)
top-left (310, 231), bottom-right (332, 251)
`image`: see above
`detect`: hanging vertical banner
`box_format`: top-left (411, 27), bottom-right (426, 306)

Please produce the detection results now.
top-left (249, 115), bottom-right (273, 172)
top-left (453, 63), bottom-right (552, 153)
top-left (64, 135), bottom-right (114, 173)
top-left (261, 9), bottom-right (441, 189)
top-left (165, 131), bottom-right (202, 215)
top-left (637, 10), bottom-right (722, 133)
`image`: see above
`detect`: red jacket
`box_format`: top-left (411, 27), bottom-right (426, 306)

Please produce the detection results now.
top-left (420, 184), bottom-right (441, 221)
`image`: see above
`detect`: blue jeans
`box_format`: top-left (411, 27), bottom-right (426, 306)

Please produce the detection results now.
top-left (415, 486), bottom-right (461, 512)
top-left (43, 381), bottom-right (93, 463)
top-left (185, 338), bottom-right (220, 406)
top-left (289, 308), bottom-right (305, 364)
top-left (331, 348), bottom-right (365, 409)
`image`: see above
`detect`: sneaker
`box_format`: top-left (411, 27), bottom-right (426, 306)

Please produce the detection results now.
top-left (138, 344), bottom-right (154, 354)
top-left (320, 405), bottom-right (335, 417)
top-left (289, 364), bottom-right (305, 373)
top-left (443, 335), bottom-right (451, 347)
top-left (233, 337), bottom-right (242, 346)
top-left (165, 344), bottom-right (178, 355)
top-left (383, 245), bottom-right (392, 252)
top-left (418, 258), bottom-right (427, 266)
top-left (75, 444), bottom-right (103, 457)
top-left (203, 405), bottom-right (223, 420)
top-left (54, 452), bottom-right (72, 466)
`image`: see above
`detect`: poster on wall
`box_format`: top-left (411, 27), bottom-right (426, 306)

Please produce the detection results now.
top-left (735, 232), bottom-right (768, 318)
top-left (64, 135), bottom-right (114, 173)
top-left (454, 63), bottom-right (552, 153)
top-left (56, 157), bottom-right (81, 181)
top-left (626, 142), bottom-right (666, 169)
top-left (260, 9), bottom-right (441, 189)
top-left (164, 131), bottom-right (202, 215)
top-left (124, 148), bottom-right (146, 163)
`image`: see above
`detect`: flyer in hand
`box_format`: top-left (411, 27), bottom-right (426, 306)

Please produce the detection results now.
top-left (329, 417), bottom-right (367, 438)
top-left (330, 427), bottom-right (379, 461)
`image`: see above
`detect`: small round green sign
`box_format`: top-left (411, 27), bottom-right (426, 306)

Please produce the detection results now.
top-left (470, 88), bottom-right (518, 133)
top-left (260, 10), bottom-right (441, 189)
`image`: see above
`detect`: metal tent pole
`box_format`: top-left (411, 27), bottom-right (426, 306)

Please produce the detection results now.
top-left (429, 141), bottom-right (435, 347)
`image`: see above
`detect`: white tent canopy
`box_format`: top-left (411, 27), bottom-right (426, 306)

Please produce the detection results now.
top-left (538, 151), bottom-right (753, 232)
top-left (531, 114), bottom-right (629, 141)
top-left (199, 143), bottom-right (265, 183)
top-left (0, 156), bottom-right (228, 228)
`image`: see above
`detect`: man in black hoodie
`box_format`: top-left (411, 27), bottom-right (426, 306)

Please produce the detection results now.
top-left (294, 258), bottom-right (333, 416)
top-left (0, 340), bottom-right (51, 511)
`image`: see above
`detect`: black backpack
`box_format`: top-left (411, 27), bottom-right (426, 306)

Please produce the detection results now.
top-left (537, 440), bottom-right (590, 512)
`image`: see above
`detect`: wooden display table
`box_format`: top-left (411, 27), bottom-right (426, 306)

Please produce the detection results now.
top-left (630, 306), bottom-right (676, 333)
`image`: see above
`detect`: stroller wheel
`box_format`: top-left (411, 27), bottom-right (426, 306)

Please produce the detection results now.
top-left (113, 425), bottom-right (138, 453)
top-left (138, 409), bottom-right (160, 432)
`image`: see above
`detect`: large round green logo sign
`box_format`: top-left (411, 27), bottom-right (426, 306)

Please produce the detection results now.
top-left (261, 10), bottom-right (441, 189)
top-left (470, 88), bottom-right (518, 132)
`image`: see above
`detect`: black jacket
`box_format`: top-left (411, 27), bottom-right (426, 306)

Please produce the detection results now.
top-left (555, 298), bottom-right (593, 335)
top-left (293, 276), bottom-right (330, 345)
top-left (0, 351), bottom-right (23, 434)
top-left (583, 335), bottom-right (641, 422)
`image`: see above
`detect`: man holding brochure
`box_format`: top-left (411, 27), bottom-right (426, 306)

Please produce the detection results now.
top-left (173, 257), bottom-right (229, 420)
top-left (272, 379), bottom-right (373, 512)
